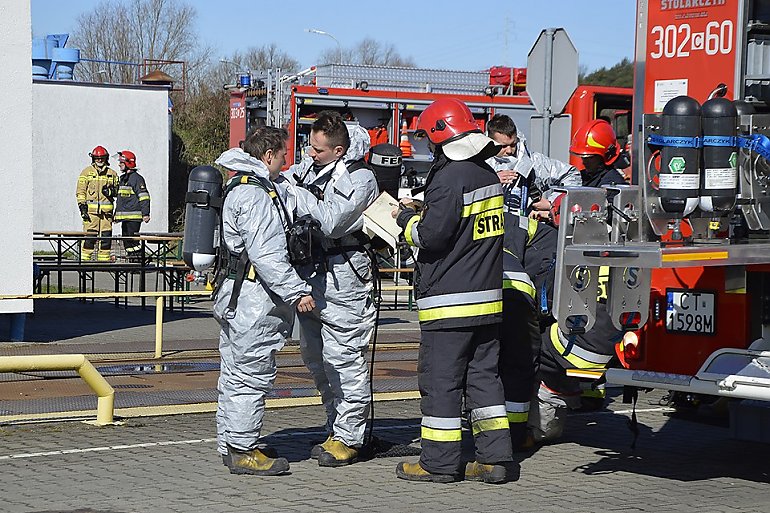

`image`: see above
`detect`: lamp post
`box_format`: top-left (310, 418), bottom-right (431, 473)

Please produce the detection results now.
top-left (305, 28), bottom-right (342, 58)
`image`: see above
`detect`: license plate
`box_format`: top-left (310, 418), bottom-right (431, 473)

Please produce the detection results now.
top-left (666, 289), bottom-right (715, 334)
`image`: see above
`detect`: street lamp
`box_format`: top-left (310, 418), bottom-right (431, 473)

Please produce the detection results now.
top-left (219, 58), bottom-right (241, 69)
top-left (305, 28), bottom-right (342, 55)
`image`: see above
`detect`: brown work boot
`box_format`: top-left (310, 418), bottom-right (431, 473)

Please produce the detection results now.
top-left (227, 446), bottom-right (290, 476)
top-left (395, 461), bottom-right (460, 483)
top-left (317, 439), bottom-right (359, 467)
top-left (222, 444), bottom-right (278, 466)
top-left (464, 461), bottom-right (508, 484)
top-left (310, 434), bottom-right (334, 460)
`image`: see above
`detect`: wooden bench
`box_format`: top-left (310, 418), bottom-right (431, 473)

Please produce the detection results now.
top-left (377, 267), bottom-right (414, 310)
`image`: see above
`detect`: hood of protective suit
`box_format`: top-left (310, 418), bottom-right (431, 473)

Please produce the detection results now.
top-left (442, 132), bottom-right (501, 161)
top-left (345, 124), bottom-right (371, 163)
top-left (215, 148), bottom-right (270, 180)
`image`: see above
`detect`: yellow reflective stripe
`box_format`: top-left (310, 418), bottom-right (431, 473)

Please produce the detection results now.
top-left (268, 191), bottom-right (277, 199)
top-left (581, 388), bottom-right (606, 399)
top-left (421, 426), bottom-right (462, 442)
top-left (404, 215), bottom-right (420, 246)
top-left (462, 195), bottom-right (504, 217)
top-left (549, 323), bottom-right (606, 370)
top-left (471, 417), bottom-right (509, 436)
top-left (418, 300), bottom-right (502, 322)
top-left (87, 205), bottom-right (114, 212)
top-left (507, 412), bottom-right (529, 423)
top-left (503, 280), bottom-right (536, 298)
top-left (526, 217), bottom-right (537, 245)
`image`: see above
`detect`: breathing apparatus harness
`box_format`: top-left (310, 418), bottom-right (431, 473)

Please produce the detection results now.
top-left (212, 171), bottom-right (306, 319)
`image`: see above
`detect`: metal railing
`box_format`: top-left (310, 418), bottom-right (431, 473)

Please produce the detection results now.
top-left (0, 354), bottom-right (115, 425)
top-left (1, 290), bottom-right (211, 357)
top-left (0, 289), bottom-right (211, 425)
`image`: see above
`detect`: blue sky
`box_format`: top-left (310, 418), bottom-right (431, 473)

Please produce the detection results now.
top-left (31, 0), bottom-right (636, 73)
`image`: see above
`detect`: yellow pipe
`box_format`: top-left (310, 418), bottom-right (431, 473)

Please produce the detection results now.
top-left (0, 355), bottom-right (115, 425)
top-left (155, 296), bottom-right (164, 359)
top-left (0, 290), bottom-right (210, 300)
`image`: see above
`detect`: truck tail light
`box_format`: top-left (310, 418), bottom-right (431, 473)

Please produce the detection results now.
top-left (623, 331), bottom-right (641, 361)
top-left (616, 330), bottom-right (642, 367)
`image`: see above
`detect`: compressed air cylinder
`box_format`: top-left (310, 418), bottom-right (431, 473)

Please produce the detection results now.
top-left (733, 100), bottom-right (756, 117)
top-left (700, 98), bottom-right (738, 213)
top-left (183, 166), bottom-right (223, 271)
top-left (659, 96), bottom-right (701, 216)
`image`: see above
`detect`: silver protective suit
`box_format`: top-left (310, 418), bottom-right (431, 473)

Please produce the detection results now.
top-left (287, 125), bottom-right (379, 446)
top-left (213, 149), bottom-right (310, 455)
top-left (487, 136), bottom-right (580, 202)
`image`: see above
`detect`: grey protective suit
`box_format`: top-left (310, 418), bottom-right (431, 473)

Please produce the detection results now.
top-left (213, 149), bottom-right (311, 455)
top-left (487, 136), bottom-right (580, 202)
top-left (288, 125), bottom-right (379, 447)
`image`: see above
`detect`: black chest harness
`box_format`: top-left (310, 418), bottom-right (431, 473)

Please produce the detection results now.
top-left (213, 173), bottom-right (294, 318)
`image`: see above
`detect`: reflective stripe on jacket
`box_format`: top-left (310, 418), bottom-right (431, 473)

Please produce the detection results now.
top-left (401, 154), bottom-right (504, 330)
top-left (114, 171), bottom-right (151, 221)
top-left (76, 165), bottom-right (118, 214)
top-left (541, 302), bottom-right (621, 374)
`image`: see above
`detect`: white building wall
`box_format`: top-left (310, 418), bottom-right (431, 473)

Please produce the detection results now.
top-left (0, 1), bottom-right (33, 313)
top-left (32, 82), bottom-right (169, 248)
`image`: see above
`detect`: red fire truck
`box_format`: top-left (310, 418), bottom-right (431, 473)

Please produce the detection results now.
top-left (228, 64), bottom-right (632, 180)
top-left (552, 0), bottom-right (770, 440)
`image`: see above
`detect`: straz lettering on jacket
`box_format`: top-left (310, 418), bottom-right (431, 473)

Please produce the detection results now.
top-left (463, 184), bottom-right (505, 241)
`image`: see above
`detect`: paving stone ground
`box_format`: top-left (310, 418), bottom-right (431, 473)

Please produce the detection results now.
top-left (1, 390), bottom-right (768, 513)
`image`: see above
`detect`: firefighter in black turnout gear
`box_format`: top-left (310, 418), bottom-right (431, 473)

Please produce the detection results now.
top-left (394, 98), bottom-right (512, 484)
top-left (570, 119), bottom-right (626, 187)
top-left (500, 213), bottom-right (558, 448)
top-left (113, 150), bottom-right (151, 261)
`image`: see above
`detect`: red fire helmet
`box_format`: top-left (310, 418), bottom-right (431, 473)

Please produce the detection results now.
top-left (118, 150), bottom-right (137, 169)
top-left (414, 98), bottom-right (480, 145)
top-left (89, 145), bottom-right (109, 159)
top-left (569, 119), bottom-right (619, 165)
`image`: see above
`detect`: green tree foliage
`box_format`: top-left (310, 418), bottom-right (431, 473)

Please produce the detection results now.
top-left (168, 84), bottom-right (229, 229)
top-left (579, 58), bottom-right (633, 88)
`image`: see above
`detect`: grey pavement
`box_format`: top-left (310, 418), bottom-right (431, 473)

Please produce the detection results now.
top-left (1, 391), bottom-right (768, 513)
top-left (2, 269), bottom-right (769, 512)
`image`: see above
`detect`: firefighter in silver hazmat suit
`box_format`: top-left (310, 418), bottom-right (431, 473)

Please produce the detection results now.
top-left (288, 112), bottom-right (379, 467)
top-left (212, 129), bottom-right (315, 476)
top-left (485, 114), bottom-right (580, 207)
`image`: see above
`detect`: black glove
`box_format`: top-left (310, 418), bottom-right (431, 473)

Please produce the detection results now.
top-left (102, 184), bottom-right (116, 198)
top-left (396, 204), bottom-right (418, 230)
top-left (79, 203), bottom-right (90, 221)
top-left (298, 183), bottom-right (324, 201)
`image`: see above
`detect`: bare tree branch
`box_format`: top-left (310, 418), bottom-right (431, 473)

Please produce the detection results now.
top-left (319, 38), bottom-right (415, 67)
top-left (70, 0), bottom-right (210, 91)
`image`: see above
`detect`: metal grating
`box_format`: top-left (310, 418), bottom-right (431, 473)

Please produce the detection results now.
top-left (314, 64), bottom-right (490, 95)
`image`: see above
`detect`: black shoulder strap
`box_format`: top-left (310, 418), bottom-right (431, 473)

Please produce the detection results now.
top-left (347, 159), bottom-right (369, 173)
